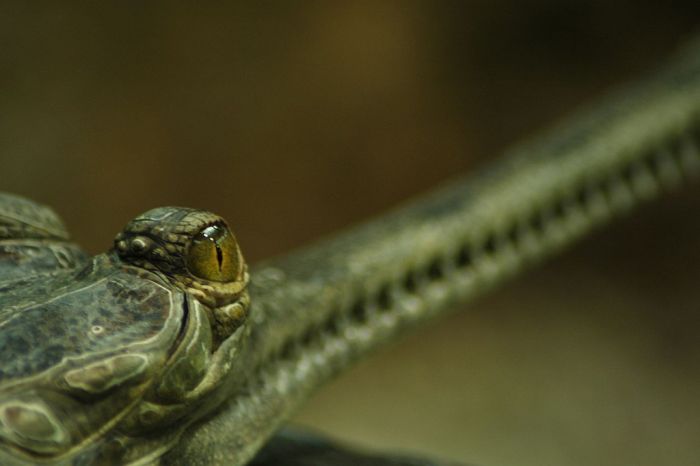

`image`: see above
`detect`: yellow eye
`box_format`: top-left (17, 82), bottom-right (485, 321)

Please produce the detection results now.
top-left (186, 224), bottom-right (241, 282)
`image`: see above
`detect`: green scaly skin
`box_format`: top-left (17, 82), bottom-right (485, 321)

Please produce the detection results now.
top-left (162, 39), bottom-right (700, 465)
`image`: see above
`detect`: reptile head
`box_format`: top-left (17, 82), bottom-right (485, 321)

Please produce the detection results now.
top-left (0, 200), bottom-right (251, 465)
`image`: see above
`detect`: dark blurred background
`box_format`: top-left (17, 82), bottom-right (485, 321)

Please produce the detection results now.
top-left (2, 2), bottom-right (700, 465)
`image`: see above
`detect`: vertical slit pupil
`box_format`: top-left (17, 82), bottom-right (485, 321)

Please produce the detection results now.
top-left (216, 245), bottom-right (224, 270)
top-left (404, 271), bottom-right (418, 292)
top-left (553, 199), bottom-right (567, 218)
top-left (484, 235), bottom-right (497, 254)
top-left (352, 300), bottom-right (367, 322)
top-left (281, 341), bottom-right (294, 359)
top-left (427, 259), bottom-right (443, 280)
top-left (456, 245), bottom-right (472, 267)
top-left (325, 313), bottom-right (340, 335)
top-left (378, 286), bottom-right (392, 309)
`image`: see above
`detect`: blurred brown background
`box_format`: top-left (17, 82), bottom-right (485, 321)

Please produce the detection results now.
top-left (2, 2), bottom-right (700, 465)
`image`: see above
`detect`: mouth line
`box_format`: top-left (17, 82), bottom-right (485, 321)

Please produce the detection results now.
top-left (168, 295), bottom-right (190, 359)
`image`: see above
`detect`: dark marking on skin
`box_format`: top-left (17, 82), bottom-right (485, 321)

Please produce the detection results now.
top-left (171, 296), bottom-right (190, 358)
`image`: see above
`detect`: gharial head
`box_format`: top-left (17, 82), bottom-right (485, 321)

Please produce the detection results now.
top-left (0, 201), bottom-right (251, 465)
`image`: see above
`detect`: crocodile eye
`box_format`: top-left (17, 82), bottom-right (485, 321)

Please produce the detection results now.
top-left (186, 223), bottom-right (241, 282)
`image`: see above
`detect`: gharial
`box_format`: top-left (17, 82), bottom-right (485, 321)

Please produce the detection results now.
top-left (1, 37), bottom-right (700, 466)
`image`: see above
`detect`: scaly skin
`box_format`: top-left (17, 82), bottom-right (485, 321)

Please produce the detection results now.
top-left (162, 38), bottom-right (700, 465)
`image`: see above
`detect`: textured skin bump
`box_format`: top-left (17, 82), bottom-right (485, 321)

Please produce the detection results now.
top-left (63, 354), bottom-right (150, 394)
top-left (0, 193), bottom-right (69, 241)
top-left (0, 193), bottom-right (88, 283)
top-left (0, 400), bottom-right (69, 454)
top-left (0, 242), bottom-right (88, 283)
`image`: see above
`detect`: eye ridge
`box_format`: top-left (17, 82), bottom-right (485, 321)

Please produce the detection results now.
top-left (114, 209), bottom-right (246, 288)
